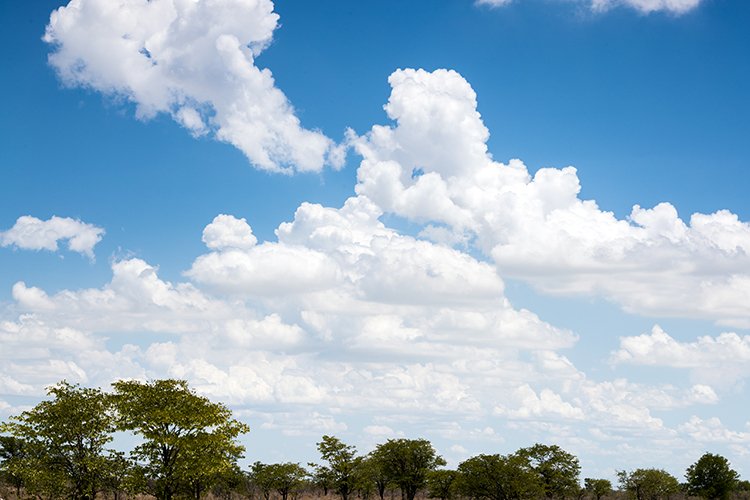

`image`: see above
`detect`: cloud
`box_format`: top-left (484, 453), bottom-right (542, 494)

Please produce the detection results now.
top-left (0, 215), bottom-right (104, 258)
top-left (476, 0), bottom-right (704, 14)
top-left (44, 0), bottom-right (339, 173)
top-left (612, 325), bottom-right (750, 385)
top-left (353, 68), bottom-right (750, 326)
top-left (591, 0), bottom-right (703, 14)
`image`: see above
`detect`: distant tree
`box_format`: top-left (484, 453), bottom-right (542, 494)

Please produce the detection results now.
top-left (316, 436), bottom-right (362, 500)
top-left (0, 381), bottom-right (115, 500)
top-left (617, 469), bottom-right (680, 500)
top-left (584, 478), bottom-right (612, 500)
top-left (456, 453), bottom-right (543, 500)
top-left (308, 462), bottom-right (334, 496)
top-left (112, 379), bottom-right (249, 500)
top-left (517, 444), bottom-right (581, 499)
top-left (426, 469), bottom-right (458, 500)
top-left (0, 436), bottom-right (26, 498)
top-left (371, 438), bottom-right (445, 500)
top-left (361, 454), bottom-right (392, 500)
top-left (685, 453), bottom-right (739, 500)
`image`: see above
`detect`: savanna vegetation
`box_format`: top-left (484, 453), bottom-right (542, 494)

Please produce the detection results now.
top-left (1, 380), bottom-right (748, 500)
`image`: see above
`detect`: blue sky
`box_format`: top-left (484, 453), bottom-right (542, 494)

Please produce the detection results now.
top-left (1, 0), bottom-right (750, 481)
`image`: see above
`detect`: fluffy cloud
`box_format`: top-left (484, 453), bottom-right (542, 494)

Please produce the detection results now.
top-left (44, 0), bottom-right (338, 173)
top-left (353, 68), bottom-right (750, 326)
top-left (612, 325), bottom-right (750, 385)
top-left (1, 215), bottom-right (104, 258)
top-left (477, 0), bottom-right (704, 14)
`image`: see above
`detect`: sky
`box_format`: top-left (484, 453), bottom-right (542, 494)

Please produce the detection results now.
top-left (1, 0), bottom-right (750, 483)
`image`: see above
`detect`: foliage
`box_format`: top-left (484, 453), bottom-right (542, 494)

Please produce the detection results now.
top-left (456, 453), bottom-right (543, 500)
top-left (371, 438), bottom-right (445, 500)
top-left (360, 455), bottom-right (392, 500)
top-left (617, 468), bottom-right (680, 500)
top-left (584, 478), bottom-right (612, 500)
top-left (426, 469), bottom-right (458, 500)
top-left (517, 443), bottom-right (581, 499)
top-left (249, 462), bottom-right (308, 500)
top-left (316, 435), bottom-right (362, 500)
top-left (0, 435), bottom-right (27, 497)
top-left (685, 453), bottom-right (740, 500)
top-left (112, 379), bottom-right (249, 500)
top-left (0, 381), bottom-right (115, 500)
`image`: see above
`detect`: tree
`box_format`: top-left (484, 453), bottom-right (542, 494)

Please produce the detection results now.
top-left (685, 453), bottom-right (739, 500)
top-left (371, 438), bottom-right (445, 500)
top-left (315, 436), bottom-right (362, 500)
top-left (426, 469), bottom-right (458, 500)
top-left (249, 462), bottom-right (308, 500)
top-left (0, 381), bottom-right (115, 500)
top-left (0, 436), bottom-right (26, 498)
top-left (361, 455), bottom-right (392, 500)
top-left (456, 453), bottom-right (543, 500)
top-left (617, 469), bottom-right (680, 500)
top-left (517, 444), bottom-right (581, 499)
top-left (112, 379), bottom-right (249, 500)
top-left (584, 478), bottom-right (612, 500)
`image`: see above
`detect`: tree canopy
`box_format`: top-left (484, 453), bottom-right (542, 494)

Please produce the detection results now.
top-left (685, 453), bottom-right (740, 500)
top-left (371, 438), bottom-right (446, 500)
top-left (112, 379), bottom-right (249, 500)
top-left (0, 381), bottom-right (116, 500)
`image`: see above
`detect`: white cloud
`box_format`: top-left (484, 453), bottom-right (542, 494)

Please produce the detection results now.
top-left (612, 325), bottom-right (750, 385)
top-left (353, 68), bottom-right (750, 326)
top-left (591, 0), bottom-right (703, 14)
top-left (1, 215), bottom-right (104, 258)
top-left (678, 416), bottom-right (750, 445)
top-left (476, 0), bottom-right (704, 14)
top-left (44, 0), bottom-right (339, 173)
top-left (202, 214), bottom-right (258, 250)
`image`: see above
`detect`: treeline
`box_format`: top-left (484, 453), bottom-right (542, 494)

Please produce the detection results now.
top-left (1, 380), bottom-right (749, 500)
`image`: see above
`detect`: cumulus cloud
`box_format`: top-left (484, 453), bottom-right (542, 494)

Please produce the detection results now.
top-left (476, 0), bottom-right (704, 14)
top-left (1, 215), bottom-right (104, 258)
top-left (44, 0), bottom-right (339, 173)
top-left (612, 325), bottom-right (750, 385)
top-left (353, 68), bottom-right (750, 326)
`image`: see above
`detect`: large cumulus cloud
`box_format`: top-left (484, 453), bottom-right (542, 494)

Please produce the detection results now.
top-left (44, 0), bottom-right (340, 173)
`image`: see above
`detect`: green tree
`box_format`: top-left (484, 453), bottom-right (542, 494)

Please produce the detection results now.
top-left (584, 478), bottom-right (612, 500)
top-left (316, 436), bottom-right (362, 500)
top-left (456, 453), bottom-right (543, 500)
top-left (517, 444), bottom-right (581, 499)
top-left (112, 379), bottom-right (249, 500)
top-left (251, 462), bottom-right (308, 500)
top-left (307, 462), bottom-right (334, 496)
top-left (426, 469), bottom-right (458, 500)
top-left (371, 438), bottom-right (445, 500)
top-left (361, 455), bottom-right (392, 500)
top-left (685, 453), bottom-right (739, 500)
top-left (0, 436), bottom-right (26, 498)
top-left (0, 381), bottom-right (115, 500)
top-left (617, 469), bottom-right (680, 500)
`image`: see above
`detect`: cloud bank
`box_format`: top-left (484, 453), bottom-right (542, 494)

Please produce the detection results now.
top-left (44, 0), bottom-right (339, 173)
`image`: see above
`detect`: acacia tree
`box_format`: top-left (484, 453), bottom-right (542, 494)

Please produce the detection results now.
top-left (617, 469), bottom-right (680, 500)
top-left (361, 454), bottom-right (393, 500)
top-left (584, 478), bottom-right (612, 500)
top-left (112, 379), bottom-right (249, 500)
top-left (517, 444), bottom-right (581, 499)
top-left (685, 453), bottom-right (739, 500)
top-left (0, 381), bottom-right (115, 500)
top-left (372, 438), bottom-right (445, 500)
top-left (426, 469), bottom-right (458, 500)
top-left (456, 453), bottom-right (543, 500)
top-left (250, 462), bottom-right (308, 500)
top-left (315, 435), bottom-right (362, 500)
